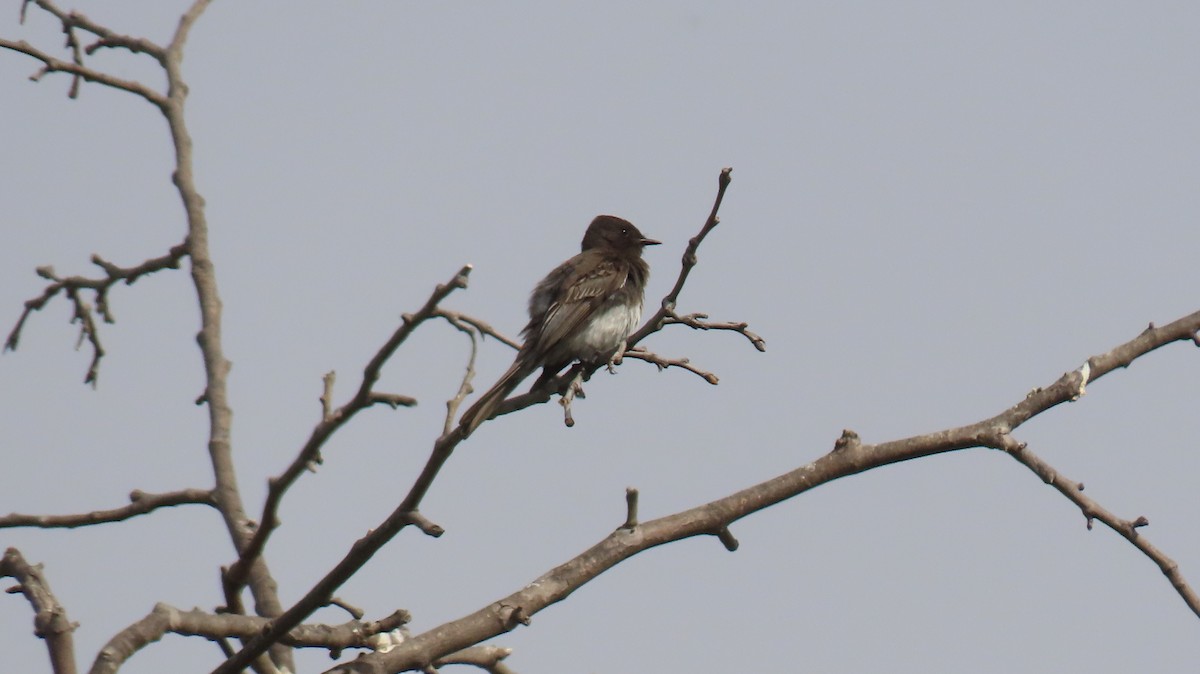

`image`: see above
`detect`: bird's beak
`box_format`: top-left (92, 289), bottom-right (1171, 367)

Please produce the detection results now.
top-left (640, 237), bottom-right (662, 246)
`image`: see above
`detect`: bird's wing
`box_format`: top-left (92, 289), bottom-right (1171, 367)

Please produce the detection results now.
top-left (533, 257), bottom-right (628, 355)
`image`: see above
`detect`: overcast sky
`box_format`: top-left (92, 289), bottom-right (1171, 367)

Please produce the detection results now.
top-left (3, 3), bottom-right (1200, 673)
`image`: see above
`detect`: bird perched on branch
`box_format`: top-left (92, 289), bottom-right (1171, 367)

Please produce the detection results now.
top-left (459, 215), bottom-right (660, 435)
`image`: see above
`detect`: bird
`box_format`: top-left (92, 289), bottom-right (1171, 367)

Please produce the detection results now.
top-left (459, 214), bottom-right (660, 435)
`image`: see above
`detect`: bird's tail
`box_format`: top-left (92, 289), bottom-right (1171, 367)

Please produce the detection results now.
top-left (459, 357), bottom-right (535, 436)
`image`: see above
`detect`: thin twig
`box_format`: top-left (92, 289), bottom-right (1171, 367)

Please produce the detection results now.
top-left (22, 0), bottom-right (166, 61)
top-left (0, 36), bottom-right (167, 106)
top-left (367, 392), bottom-right (419, 409)
top-left (326, 598), bottom-right (365, 620)
top-left (433, 308), bottom-right (521, 350)
top-left (663, 312), bottom-right (766, 352)
top-left (439, 313), bottom-right (483, 436)
top-left (65, 286), bottom-right (103, 386)
top-left (995, 434), bottom-right (1200, 615)
top-left (0, 488), bottom-right (215, 529)
top-left (628, 167), bottom-right (732, 347)
top-left (4, 243), bottom-right (189, 384)
top-left (622, 347), bottom-right (719, 384)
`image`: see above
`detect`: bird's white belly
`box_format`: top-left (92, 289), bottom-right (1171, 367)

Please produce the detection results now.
top-left (569, 300), bottom-right (642, 359)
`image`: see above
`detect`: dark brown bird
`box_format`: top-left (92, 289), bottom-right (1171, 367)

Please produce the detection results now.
top-left (459, 215), bottom-right (660, 435)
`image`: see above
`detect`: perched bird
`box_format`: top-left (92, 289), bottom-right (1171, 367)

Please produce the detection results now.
top-left (459, 215), bottom-right (660, 434)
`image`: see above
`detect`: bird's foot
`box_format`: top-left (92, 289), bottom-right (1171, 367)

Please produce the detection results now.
top-left (607, 340), bottom-right (628, 374)
top-left (559, 369), bottom-right (587, 427)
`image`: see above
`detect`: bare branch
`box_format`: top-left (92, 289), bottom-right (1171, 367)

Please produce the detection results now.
top-left (433, 645), bottom-right (516, 674)
top-left (437, 312), bottom-right (483, 436)
top-left (2, 548), bottom-right (78, 674)
top-left (327, 309), bottom-right (1200, 674)
top-left (0, 36), bottom-right (166, 105)
top-left (59, 11), bottom-right (84, 98)
top-left (222, 266), bottom-right (471, 607)
top-left (53, 6), bottom-right (297, 669)
top-left (5, 243), bottom-right (189, 384)
top-left (215, 423), bottom-right (473, 674)
top-left (621, 487), bottom-right (639, 530)
top-left (91, 603), bottom-right (411, 674)
top-left (167, 0), bottom-right (215, 56)
top-left (0, 488), bottom-right (215, 529)
top-left (995, 435), bottom-right (1200, 615)
top-left (715, 527), bottom-right (739, 552)
top-left (628, 166), bottom-right (733, 346)
top-left (622, 347), bottom-right (719, 384)
top-left (403, 510), bottom-right (447, 538)
top-left (20, 0), bottom-right (166, 61)
top-left (216, 276), bottom-right (501, 673)
top-left (327, 597), bottom-right (365, 621)
top-left (367, 392), bottom-right (420, 409)
top-left (663, 312), bottom-right (766, 352)
top-left (65, 286), bottom-right (103, 386)
top-left (433, 308), bottom-right (522, 350)
top-left (321, 371), bottom-right (337, 422)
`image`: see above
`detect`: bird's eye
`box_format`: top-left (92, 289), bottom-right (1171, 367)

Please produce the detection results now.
top-left (621, 228), bottom-right (629, 236)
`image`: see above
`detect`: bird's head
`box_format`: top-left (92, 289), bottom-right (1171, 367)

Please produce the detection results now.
top-left (581, 215), bottom-right (661, 252)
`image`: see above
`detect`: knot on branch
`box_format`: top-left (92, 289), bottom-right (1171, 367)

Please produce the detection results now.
top-left (497, 602), bottom-right (530, 629)
top-left (833, 429), bottom-right (861, 452)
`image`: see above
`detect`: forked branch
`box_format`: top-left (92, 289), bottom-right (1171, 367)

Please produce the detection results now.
top-left (327, 309), bottom-right (1200, 674)
top-left (212, 171), bottom-right (743, 674)
top-left (221, 266), bottom-right (472, 604)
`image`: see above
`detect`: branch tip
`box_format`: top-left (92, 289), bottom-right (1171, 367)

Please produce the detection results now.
top-left (326, 597), bottom-right (365, 620)
top-left (368, 392), bottom-right (419, 409)
top-left (404, 511), bottom-right (445, 538)
top-left (716, 527), bottom-right (739, 552)
top-left (622, 488), bottom-right (639, 530)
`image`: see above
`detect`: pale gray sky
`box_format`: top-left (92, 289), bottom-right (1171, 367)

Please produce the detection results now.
top-left (3, 3), bottom-right (1200, 673)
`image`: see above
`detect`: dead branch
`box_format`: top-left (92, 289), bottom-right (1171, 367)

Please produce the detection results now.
top-left (437, 311), bottom-right (484, 435)
top-left (90, 603), bottom-right (411, 674)
top-left (0, 488), bottom-right (214, 528)
top-left (662, 311), bottom-right (766, 352)
top-left (4, 2), bottom-right (298, 671)
top-left (221, 266), bottom-right (471, 606)
top-left (432, 308), bottom-right (521, 350)
top-left (622, 347), bottom-right (719, 384)
top-left (433, 645), bottom-right (516, 674)
top-left (4, 243), bottom-right (189, 383)
top-left (2, 547), bottom-right (78, 674)
top-left (996, 435), bottom-right (1199, 612)
top-left (324, 309), bottom-right (1200, 674)
top-left (211, 170), bottom-right (743, 674)
top-left (629, 167), bottom-right (732, 345)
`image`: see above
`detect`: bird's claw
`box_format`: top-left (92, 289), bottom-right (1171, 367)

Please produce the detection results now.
top-left (607, 340), bottom-right (628, 373)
